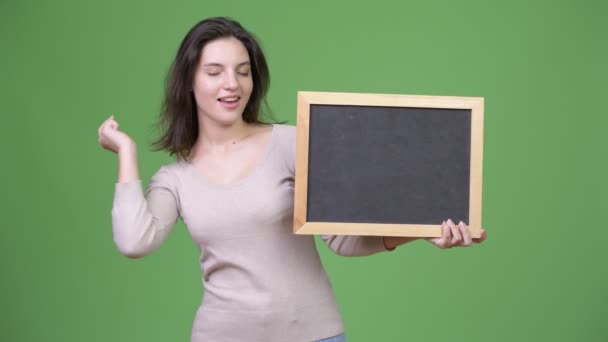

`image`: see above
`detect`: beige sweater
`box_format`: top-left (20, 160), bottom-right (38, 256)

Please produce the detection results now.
top-left (111, 124), bottom-right (390, 342)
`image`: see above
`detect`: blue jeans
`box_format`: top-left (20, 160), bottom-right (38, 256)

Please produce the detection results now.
top-left (315, 332), bottom-right (346, 342)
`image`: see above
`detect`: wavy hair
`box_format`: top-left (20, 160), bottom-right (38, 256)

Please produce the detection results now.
top-left (153, 17), bottom-right (272, 160)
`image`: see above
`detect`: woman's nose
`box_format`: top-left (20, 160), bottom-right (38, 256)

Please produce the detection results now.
top-left (223, 72), bottom-right (239, 90)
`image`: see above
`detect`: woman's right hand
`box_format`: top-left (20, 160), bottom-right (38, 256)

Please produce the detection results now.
top-left (98, 115), bottom-right (136, 154)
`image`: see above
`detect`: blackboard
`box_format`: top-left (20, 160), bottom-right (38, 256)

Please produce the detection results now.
top-left (293, 92), bottom-right (484, 238)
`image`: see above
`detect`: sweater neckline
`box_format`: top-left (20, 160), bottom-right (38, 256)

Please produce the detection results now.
top-left (181, 124), bottom-right (277, 189)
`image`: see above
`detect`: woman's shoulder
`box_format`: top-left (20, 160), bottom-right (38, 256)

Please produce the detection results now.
top-left (155, 159), bottom-right (189, 174)
top-left (268, 123), bottom-right (296, 172)
top-left (271, 123), bottom-right (296, 142)
top-left (148, 160), bottom-right (190, 188)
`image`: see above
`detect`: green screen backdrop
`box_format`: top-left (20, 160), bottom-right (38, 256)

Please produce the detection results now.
top-left (1, 0), bottom-right (606, 341)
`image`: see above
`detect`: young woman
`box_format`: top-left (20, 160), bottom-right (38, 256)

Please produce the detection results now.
top-left (98, 17), bottom-right (486, 342)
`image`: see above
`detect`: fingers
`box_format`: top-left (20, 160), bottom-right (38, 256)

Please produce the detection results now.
top-left (427, 221), bottom-right (451, 249)
top-left (99, 114), bottom-right (114, 132)
top-left (460, 221), bottom-right (473, 246)
top-left (109, 115), bottom-right (119, 130)
top-left (98, 114), bottom-right (127, 153)
top-left (106, 114), bottom-right (118, 130)
top-left (429, 219), bottom-right (480, 249)
top-left (447, 219), bottom-right (462, 246)
top-left (99, 115), bottom-right (120, 137)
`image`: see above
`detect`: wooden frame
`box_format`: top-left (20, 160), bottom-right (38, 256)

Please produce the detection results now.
top-left (293, 91), bottom-right (484, 238)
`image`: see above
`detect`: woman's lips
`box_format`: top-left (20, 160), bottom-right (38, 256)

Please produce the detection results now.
top-left (218, 96), bottom-right (240, 109)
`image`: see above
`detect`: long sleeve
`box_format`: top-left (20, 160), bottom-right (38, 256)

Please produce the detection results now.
top-left (320, 235), bottom-right (390, 256)
top-left (111, 166), bottom-right (179, 258)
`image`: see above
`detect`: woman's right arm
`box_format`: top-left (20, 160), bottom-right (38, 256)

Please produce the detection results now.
top-left (99, 115), bottom-right (178, 258)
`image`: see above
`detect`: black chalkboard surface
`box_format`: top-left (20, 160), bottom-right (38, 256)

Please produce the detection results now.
top-left (293, 92), bottom-right (484, 238)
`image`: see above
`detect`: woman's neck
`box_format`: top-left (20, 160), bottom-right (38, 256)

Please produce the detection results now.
top-left (191, 116), bottom-right (254, 158)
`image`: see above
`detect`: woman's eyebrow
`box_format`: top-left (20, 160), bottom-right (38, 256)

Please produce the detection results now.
top-left (202, 61), bottom-right (251, 67)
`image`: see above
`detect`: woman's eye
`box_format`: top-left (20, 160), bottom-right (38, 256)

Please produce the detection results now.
top-left (207, 72), bottom-right (220, 76)
top-left (238, 71), bottom-right (250, 76)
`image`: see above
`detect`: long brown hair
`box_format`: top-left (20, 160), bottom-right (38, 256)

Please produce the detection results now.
top-left (153, 17), bottom-right (273, 160)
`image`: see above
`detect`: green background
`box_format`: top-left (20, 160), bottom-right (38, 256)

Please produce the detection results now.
top-left (1, 0), bottom-right (606, 341)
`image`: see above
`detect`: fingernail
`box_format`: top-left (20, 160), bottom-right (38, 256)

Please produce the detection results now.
top-left (447, 219), bottom-right (454, 225)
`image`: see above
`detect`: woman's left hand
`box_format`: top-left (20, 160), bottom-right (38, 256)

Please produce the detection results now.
top-left (426, 219), bottom-right (486, 249)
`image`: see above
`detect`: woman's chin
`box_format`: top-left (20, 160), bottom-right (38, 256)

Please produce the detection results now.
top-left (202, 112), bottom-right (246, 127)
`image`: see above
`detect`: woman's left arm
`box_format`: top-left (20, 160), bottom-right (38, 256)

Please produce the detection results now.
top-left (320, 235), bottom-right (391, 257)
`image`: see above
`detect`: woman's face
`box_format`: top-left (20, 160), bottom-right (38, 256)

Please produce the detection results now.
top-left (192, 37), bottom-right (253, 126)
